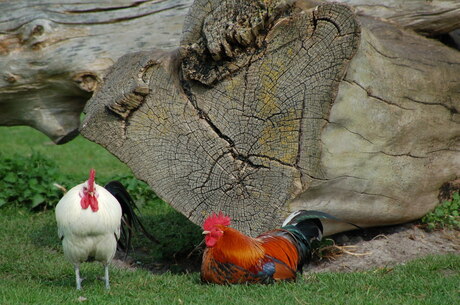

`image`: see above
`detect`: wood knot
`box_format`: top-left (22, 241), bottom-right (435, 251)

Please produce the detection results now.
top-left (31, 25), bottom-right (45, 37)
top-left (73, 72), bottom-right (100, 92)
top-left (133, 84), bottom-right (150, 96)
top-left (4, 72), bottom-right (19, 84)
top-left (108, 83), bottom-right (150, 119)
top-left (19, 19), bottom-right (57, 50)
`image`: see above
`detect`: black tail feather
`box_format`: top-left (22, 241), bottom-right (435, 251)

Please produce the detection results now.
top-left (104, 180), bottom-right (160, 256)
top-left (282, 210), bottom-right (360, 271)
top-left (282, 221), bottom-right (322, 270)
top-left (282, 210), bottom-right (361, 230)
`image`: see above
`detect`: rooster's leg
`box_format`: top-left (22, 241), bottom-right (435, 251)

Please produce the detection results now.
top-left (103, 264), bottom-right (110, 290)
top-left (75, 264), bottom-right (83, 290)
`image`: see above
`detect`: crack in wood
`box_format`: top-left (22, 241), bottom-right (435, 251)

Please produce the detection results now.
top-left (364, 150), bottom-right (428, 159)
top-left (63, 0), bottom-right (157, 14)
top-left (314, 16), bottom-right (342, 36)
top-left (181, 77), bottom-right (273, 172)
top-left (331, 175), bottom-right (366, 181)
top-left (426, 148), bottom-right (460, 154)
top-left (367, 41), bottom-right (398, 59)
top-left (348, 189), bottom-right (399, 201)
top-left (403, 95), bottom-right (458, 114)
top-left (390, 62), bottom-right (425, 73)
top-left (230, 150), bottom-right (269, 169)
top-left (246, 153), bottom-right (293, 168)
top-left (181, 80), bottom-right (235, 147)
top-left (302, 172), bottom-right (330, 181)
top-left (345, 79), bottom-right (414, 110)
top-left (53, 4), bottom-right (186, 25)
top-left (367, 40), bottom-right (437, 68)
top-left (329, 121), bottom-right (375, 144)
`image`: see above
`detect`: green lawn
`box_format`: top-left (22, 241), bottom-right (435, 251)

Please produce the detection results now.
top-left (0, 126), bottom-right (459, 305)
top-left (0, 126), bottom-right (130, 181)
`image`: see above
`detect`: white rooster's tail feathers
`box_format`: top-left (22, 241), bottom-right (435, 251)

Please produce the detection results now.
top-left (104, 180), bottom-right (159, 256)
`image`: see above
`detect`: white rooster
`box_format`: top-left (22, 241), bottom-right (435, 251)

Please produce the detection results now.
top-left (55, 168), bottom-right (158, 290)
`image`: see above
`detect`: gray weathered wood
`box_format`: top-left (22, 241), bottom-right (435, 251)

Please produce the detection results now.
top-left (82, 0), bottom-right (459, 235)
top-left (0, 0), bottom-right (192, 143)
top-left (328, 0), bottom-right (460, 36)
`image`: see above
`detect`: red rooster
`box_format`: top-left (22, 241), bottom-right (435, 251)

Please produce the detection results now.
top-left (55, 169), bottom-right (158, 290)
top-left (201, 210), bottom-right (333, 284)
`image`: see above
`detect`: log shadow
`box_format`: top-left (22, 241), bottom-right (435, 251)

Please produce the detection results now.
top-left (122, 207), bottom-right (203, 275)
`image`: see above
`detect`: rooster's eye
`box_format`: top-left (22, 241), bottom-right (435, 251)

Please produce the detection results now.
top-left (210, 229), bottom-right (223, 238)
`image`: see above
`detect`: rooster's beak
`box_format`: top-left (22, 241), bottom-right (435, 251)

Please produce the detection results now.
top-left (202, 230), bottom-right (211, 235)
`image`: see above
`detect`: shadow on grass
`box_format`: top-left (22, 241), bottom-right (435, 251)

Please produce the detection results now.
top-left (29, 217), bottom-right (61, 250)
top-left (124, 207), bottom-right (203, 275)
top-left (40, 267), bottom-right (117, 289)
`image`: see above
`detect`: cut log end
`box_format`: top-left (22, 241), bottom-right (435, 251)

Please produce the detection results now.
top-left (81, 0), bottom-right (361, 234)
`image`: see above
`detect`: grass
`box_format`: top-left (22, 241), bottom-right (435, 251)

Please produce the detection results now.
top-left (0, 206), bottom-right (459, 305)
top-left (0, 126), bottom-right (130, 181)
top-left (0, 126), bottom-right (459, 305)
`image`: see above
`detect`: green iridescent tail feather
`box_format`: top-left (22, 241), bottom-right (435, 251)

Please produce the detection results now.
top-left (282, 210), bottom-right (360, 271)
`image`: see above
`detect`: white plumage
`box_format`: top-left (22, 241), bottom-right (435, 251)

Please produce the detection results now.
top-left (55, 170), bottom-right (122, 290)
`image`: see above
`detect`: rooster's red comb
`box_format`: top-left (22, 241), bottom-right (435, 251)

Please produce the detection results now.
top-left (203, 212), bottom-right (231, 230)
top-left (87, 168), bottom-right (96, 191)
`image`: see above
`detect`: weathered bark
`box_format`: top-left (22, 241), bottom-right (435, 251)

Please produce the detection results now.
top-left (327, 0), bottom-right (460, 36)
top-left (1, 0), bottom-right (458, 143)
top-left (0, 0), bottom-right (191, 143)
top-left (80, 0), bottom-right (460, 235)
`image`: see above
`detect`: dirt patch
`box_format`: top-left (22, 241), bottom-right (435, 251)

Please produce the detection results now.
top-left (308, 222), bottom-right (460, 273)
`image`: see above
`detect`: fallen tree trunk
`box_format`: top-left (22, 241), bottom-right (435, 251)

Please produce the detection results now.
top-left (0, 0), bottom-right (192, 143)
top-left (1, 0), bottom-right (459, 143)
top-left (80, 0), bottom-right (460, 235)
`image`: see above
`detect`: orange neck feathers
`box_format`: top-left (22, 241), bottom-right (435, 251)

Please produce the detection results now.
top-left (208, 226), bottom-right (264, 270)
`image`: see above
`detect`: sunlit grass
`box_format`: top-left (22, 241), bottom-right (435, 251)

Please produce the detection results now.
top-left (0, 126), bottom-right (130, 181)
